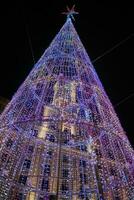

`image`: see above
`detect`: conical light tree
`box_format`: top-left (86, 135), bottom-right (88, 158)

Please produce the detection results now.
top-left (0, 6), bottom-right (134, 200)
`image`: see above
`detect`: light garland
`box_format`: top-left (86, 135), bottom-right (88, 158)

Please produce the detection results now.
top-left (0, 14), bottom-right (134, 200)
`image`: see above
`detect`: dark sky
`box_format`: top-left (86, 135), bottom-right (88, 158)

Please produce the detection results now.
top-left (0, 1), bottom-right (134, 145)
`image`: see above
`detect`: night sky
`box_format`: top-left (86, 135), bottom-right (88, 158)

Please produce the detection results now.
top-left (0, 1), bottom-right (134, 145)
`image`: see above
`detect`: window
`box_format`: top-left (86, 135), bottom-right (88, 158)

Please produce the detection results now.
top-left (52, 66), bottom-right (60, 75)
top-left (107, 149), bottom-right (114, 160)
top-left (63, 128), bottom-right (68, 133)
top-left (23, 159), bottom-right (31, 169)
top-left (61, 182), bottom-right (69, 192)
top-left (6, 139), bottom-right (13, 148)
top-left (115, 196), bottom-right (120, 200)
top-left (18, 193), bottom-right (23, 200)
top-left (88, 110), bottom-right (92, 120)
top-left (78, 108), bottom-right (85, 119)
top-left (18, 175), bottom-right (27, 185)
top-left (63, 155), bottom-right (69, 163)
top-left (79, 191), bottom-right (85, 199)
top-left (63, 169), bottom-right (69, 178)
top-left (41, 179), bottom-right (49, 190)
top-left (1, 153), bottom-right (8, 162)
top-left (80, 144), bottom-right (87, 152)
top-left (62, 130), bottom-right (70, 145)
top-left (110, 168), bottom-right (117, 177)
top-left (35, 82), bottom-right (43, 96)
top-left (28, 146), bottom-right (34, 153)
top-left (77, 89), bottom-right (83, 102)
top-left (101, 134), bottom-right (109, 145)
top-left (44, 164), bottom-right (50, 174)
top-left (110, 168), bottom-right (115, 176)
top-left (31, 129), bottom-right (38, 137)
top-left (80, 173), bottom-right (87, 184)
top-left (78, 129), bottom-right (85, 137)
top-left (49, 195), bottom-right (57, 200)
top-left (46, 151), bottom-right (52, 158)
top-left (49, 124), bottom-right (56, 130)
top-left (43, 68), bottom-right (48, 77)
top-left (81, 72), bottom-right (89, 84)
top-left (95, 148), bottom-right (102, 157)
top-left (71, 67), bottom-right (77, 76)
top-left (49, 135), bottom-right (55, 142)
top-left (79, 160), bottom-right (86, 168)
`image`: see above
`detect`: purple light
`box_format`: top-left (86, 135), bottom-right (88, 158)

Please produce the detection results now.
top-left (0, 15), bottom-right (134, 200)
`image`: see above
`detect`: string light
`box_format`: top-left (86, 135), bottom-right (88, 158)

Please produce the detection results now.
top-left (0, 10), bottom-right (134, 200)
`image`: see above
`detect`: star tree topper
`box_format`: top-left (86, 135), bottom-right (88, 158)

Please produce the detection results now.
top-left (62, 5), bottom-right (79, 21)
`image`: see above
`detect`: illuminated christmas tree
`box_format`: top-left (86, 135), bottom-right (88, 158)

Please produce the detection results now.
top-left (0, 6), bottom-right (134, 200)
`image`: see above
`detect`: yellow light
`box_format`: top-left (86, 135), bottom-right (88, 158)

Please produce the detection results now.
top-left (71, 81), bottom-right (77, 103)
top-left (29, 177), bottom-right (38, 188)
top-left (29, 192), bottom-right (36, 200)
top-left (43, 106), bottom-right (51, 117)
top-left (72, 195), bottom-right (77, 200)
top-left (52, 82), bottom-right (59, 105)
top-left (71, 124), bottom-right (76, 135)
top-left (87, 144), bottom-right (92, 153)
top-left (38, 124), bottom-right (49, 139)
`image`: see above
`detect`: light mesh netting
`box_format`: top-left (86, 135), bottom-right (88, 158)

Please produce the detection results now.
top-left (0, 17), bottom-right (134, 200)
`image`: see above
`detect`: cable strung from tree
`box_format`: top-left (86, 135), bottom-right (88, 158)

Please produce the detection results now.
top-left (92, 33), bottom-right (134, 107)
top-left (18, 3), bottom-right (36, 66)
top-left (114, 93), bottom-right (134, 107)
top-left (25, 24), bottom-right (36, 65)
top-left (92, 33), bottom-right (134, 63)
